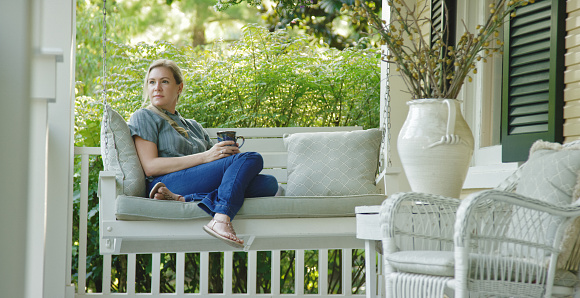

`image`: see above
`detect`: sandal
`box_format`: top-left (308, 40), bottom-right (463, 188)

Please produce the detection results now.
top-left (203, 218), bottom-right (244, 249)
top-left (149, 182), bottom-right (184, 201)
top-left (149, 182), bottom-right (166, 199)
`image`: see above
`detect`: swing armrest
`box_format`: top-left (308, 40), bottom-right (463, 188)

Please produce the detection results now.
top-left (98, 171), bottom-right (118, 223)
top-left (98, 171), bottom-right (120, 254)
top-left (375, 167), bottom-right (403, 195)
top-left (99, 171), bottom-right (116, 179)
top-left (97, 171), bottom-right (117, 199)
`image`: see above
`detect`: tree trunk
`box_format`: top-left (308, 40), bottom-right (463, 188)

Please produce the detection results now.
top-left (192, 24), bottom-right (206, 47)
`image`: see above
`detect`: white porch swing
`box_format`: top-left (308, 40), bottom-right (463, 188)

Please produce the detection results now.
top-left (96, 0), bottom-right (397, 256)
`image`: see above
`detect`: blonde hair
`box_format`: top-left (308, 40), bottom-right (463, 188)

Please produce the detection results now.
top-left (142, 59), bottom-right (189, 138)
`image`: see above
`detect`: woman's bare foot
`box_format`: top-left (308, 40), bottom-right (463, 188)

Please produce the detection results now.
top-left (149, 182), bottom-right (185, 201)
top-left (203, 213), bottom-right (244, 248)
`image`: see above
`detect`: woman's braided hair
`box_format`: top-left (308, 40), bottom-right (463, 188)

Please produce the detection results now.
top-left (142, 59), bottom-right (189, 138)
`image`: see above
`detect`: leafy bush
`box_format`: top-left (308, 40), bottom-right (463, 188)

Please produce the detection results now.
top-left (96, 24), bottom-right (380, 130)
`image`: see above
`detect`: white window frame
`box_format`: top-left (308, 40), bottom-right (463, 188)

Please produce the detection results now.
top-left (456, 0), bottom-right (520, 189)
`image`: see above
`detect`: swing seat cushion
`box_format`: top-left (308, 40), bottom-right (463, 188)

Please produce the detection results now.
top-left (115, 193), bottom-right (387, 221)
top-left (385, 250), bottom-right (579, 286)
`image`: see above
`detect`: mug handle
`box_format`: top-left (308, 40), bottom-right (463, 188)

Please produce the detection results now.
top-left (236, 136), bottom-right (245, 149)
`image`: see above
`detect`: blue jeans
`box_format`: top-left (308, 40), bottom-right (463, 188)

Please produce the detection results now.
top-left (147, 152), bottom-right (278, 219)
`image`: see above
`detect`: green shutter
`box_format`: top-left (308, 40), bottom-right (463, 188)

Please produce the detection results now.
top-left (431, 0), bottom-right (457, 94)
top-left (430, 0), bottom-right (456, 47)
top-left (501, 0), bottom-right (565, 162)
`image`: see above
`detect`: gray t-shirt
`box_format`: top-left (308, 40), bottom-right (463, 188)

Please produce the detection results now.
top-left (128, 108), bottom-right (214, 159)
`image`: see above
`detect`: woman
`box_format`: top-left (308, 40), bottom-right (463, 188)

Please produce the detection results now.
top-left (129, 59), bottom-right (278, 248)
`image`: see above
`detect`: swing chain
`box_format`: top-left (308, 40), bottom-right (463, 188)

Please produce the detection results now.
top-left (102, 0), bottom-right (107, 107)
top-left (380, 51), bottom-right (392, 169)
top-left (101, 0), bottom-right (110, 165)
top-left (385, 61), bottom-right (392, 167)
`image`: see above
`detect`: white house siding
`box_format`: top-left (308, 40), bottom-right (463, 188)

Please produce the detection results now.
top-left (565, 0), bottom-right (580, 142)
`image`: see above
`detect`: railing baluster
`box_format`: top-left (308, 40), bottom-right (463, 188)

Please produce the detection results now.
top-left (271, 250), bottom-right (281, 296)
top-left (102, 254), bottom-right (111, 294)
top-left (377, 251), bottom-right (384, 298)
top-left (176, 252), bottom-right (185, 295)
top-left (200, 251), bottom-right (209, 295)
top-left (78, 152), bottom-right (89, 294)
top-left (224, 251), bottom-right (233, 295)
top-left (248, 250), bottom-right (257, 295)
top-left (319, 249), bottom-right (329, 295)
top-left (365, 242), bottom-right (377, 298)
top-left (344, 249), bottom-right (353, 296)
top-left (296, 250), bottom-right (304, 296)
top-left (152, 253), bottom-right (161, 295)
top-left (127, 254), bottom-right (136, 294)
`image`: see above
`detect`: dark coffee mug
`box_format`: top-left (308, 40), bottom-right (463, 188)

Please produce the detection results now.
top-left (216, 130), bottom-right (245, 148)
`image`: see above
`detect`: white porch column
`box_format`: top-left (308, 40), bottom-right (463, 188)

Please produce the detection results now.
top-left (0, 2), bottom-right (32, 298)
top-left (38, 0), bottom-right (76, 297)
top-left (381, 0), bottom-right (412, 192)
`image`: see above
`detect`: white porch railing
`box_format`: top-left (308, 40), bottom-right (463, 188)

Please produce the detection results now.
top-left (72, 147), bottom-right (374, 297)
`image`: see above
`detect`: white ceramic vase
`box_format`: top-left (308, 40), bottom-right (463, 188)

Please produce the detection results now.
top-left (397, 98), bottom-right (474, 198)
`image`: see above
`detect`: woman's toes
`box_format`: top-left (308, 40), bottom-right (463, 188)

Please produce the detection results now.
top-left (152, 186), bottom-right (183, 201)
top-left (215, 222), bottom-right (243, 244)
top-left (153, 192), bottom-right (166, 200)
top-left (230, 233), bottom-right (243, 244)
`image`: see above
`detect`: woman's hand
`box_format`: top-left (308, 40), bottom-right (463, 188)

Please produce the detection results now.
top-left (204, 141), bottom-right (240, 163)
top-left (134, 137), bottom-right (241, 177)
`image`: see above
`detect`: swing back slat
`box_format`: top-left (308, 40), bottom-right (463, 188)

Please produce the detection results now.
top-left (205, 127), bottom-right (363, 184)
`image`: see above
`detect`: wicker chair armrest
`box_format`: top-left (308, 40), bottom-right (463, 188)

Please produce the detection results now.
top-left (455, 189), bottom-right (580, 248)
top-left (453, 189), bottom-right (580, 296)
top-left (380, 192), bottom-right (461, 253)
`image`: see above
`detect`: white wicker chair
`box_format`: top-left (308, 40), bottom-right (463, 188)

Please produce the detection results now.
top-left (380, 141), bottom-right (580, 298)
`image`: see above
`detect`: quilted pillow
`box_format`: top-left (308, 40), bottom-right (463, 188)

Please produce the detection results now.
top-left (510, 140), bottom-right (580, 268)
top-left (100, 105), bottom-right (146, 197)
top-left (283, 129), bottom-right (381, 196)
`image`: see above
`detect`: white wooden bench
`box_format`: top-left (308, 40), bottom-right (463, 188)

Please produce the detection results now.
top-left (98, 109), bottom-right (395, 255)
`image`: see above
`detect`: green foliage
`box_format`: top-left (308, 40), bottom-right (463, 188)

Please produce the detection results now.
top-left (280, 250), bottom-right (295, 293)
top-left (213, 0), bottom-right (383, 49)
top-left (99, 24), bottom-right (380, 129)
top-left (256, 251), bottom-right (271, 293)
top-left (260, 0), bottom-right (383, 49)
top-left (76, 0), bottom-right (160, 98)
top-left (304, 250), bottom-right (318, 294)
top-left (329, 249), bottom-right (342, 293)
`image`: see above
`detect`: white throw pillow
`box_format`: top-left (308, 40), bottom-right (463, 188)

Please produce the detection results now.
top-left (100, 105), bottom-right (146, 198)
top-left (283, 129), bottom-right (381, 196)
top-left (510, 140), bottom-right (580, 269)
